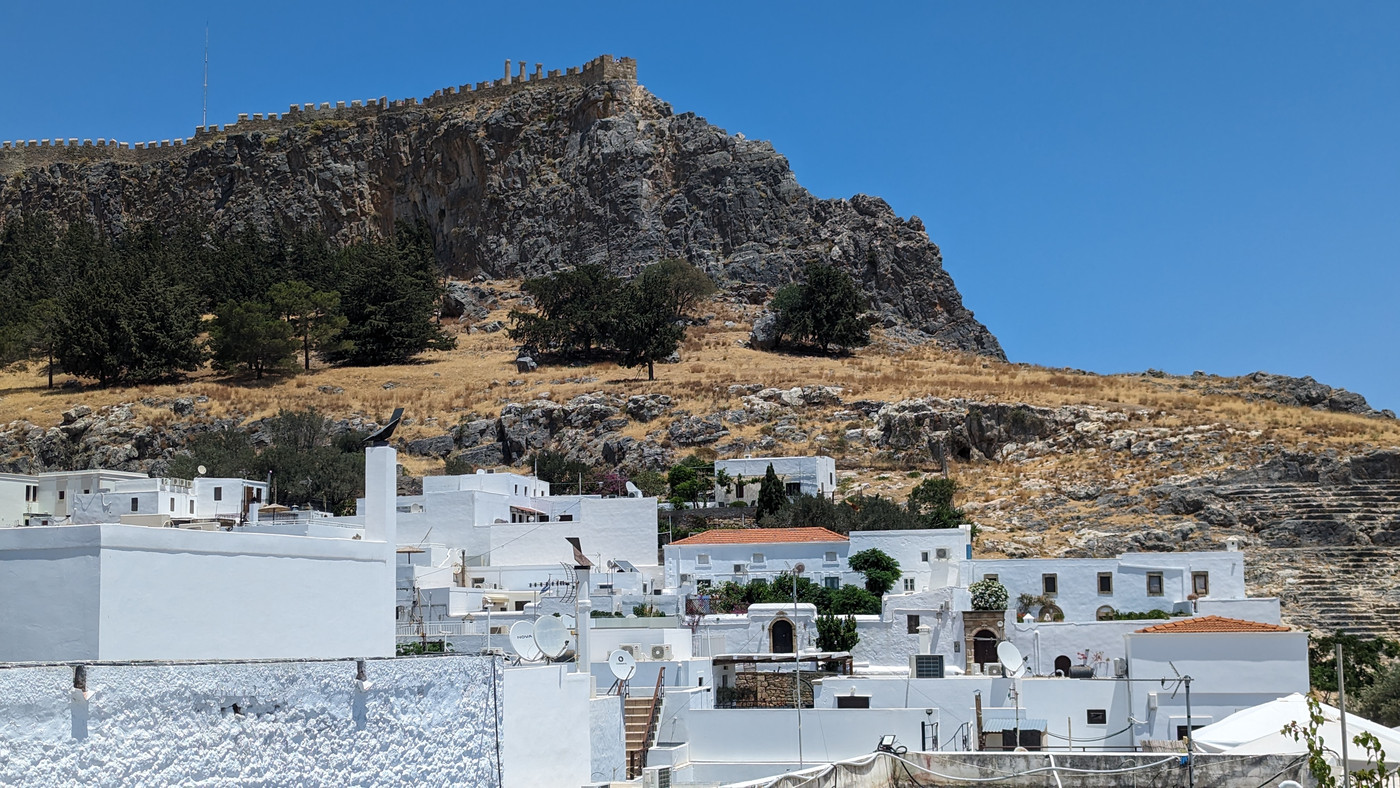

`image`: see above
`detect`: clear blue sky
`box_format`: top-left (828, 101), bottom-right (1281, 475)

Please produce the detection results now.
top-left (3, 2), bottom-right (1396, 411)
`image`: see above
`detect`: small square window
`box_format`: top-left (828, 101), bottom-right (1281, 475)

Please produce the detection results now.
top-left (752, 553), bottom-right (765, 564)
top-left (1042, 574), bottom-right (1058, 595)
top-left (983, 574), bottom-right (998, 582)
top-left (696, 553), bottom-right (710, 565)
top-left (904, 578), bottom-right (916, 592)
top-left (1147, 572), bottom-right (1164, 596)
top-left (823, 577), bottom-right (840, 590)
top-left (1192, 572), bottom-right (1209, 596)
top-left (907, 614), bottom-right (921, 634)
top-left (825, 551), bottom-right (838, 563)
top-left (1087, 709), bottom-right (1107, 725)
top-left (785, 482), bottom-right (802, 496)
top-left (1098, 572), bottom-right (1114, 595)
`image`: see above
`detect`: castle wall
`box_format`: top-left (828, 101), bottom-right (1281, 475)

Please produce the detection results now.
top-left (0, 55), bottom-right (637, 175)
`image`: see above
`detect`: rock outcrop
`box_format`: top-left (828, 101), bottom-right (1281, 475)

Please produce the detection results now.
top-left (0, 60), bottom-right (1002, 357)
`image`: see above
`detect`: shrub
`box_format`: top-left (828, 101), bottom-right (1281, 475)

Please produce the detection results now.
top-left (969, 579), bottom-right (1008, 611)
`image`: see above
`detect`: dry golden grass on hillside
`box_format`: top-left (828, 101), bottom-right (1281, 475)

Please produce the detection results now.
top-left (2, 286), bottom-right (1397, 485)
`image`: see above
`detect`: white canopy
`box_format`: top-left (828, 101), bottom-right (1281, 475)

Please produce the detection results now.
top-left (1193, 693), bottom-right (1400, 768)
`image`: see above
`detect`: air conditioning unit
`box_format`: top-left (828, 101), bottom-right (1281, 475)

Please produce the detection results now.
top-left (650, 644), bottom-right (673, 661)
top-left (642, 765), bottom-right (672, 788)
top-left (935, 548), bottom-right (950, 560)
top-left (909, 654), bottom-right (945, 679)
top-left (986, 663), bottom-right (1003, 677)
top-left (679, 574), bottom-right (694, 584)
top-left (619, 644), bottom-right (642, 659)
top-left (1114, 658), bottom-right (1128, 678)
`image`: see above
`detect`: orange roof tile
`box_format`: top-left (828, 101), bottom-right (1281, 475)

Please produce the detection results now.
top-left (1134, 615), bottom-right (1291, 634)
top-left (669, 527), bottom-right (848, 546)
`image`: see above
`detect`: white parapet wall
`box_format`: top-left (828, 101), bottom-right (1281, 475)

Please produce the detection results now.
top-left (0, 655), bottom-right (503, 786)
top-left (0, 523), bottom-right (394, 661)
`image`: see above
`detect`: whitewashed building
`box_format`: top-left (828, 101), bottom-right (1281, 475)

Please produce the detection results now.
top-left (715, 455), bottom-right (837, 505)
top-left (0, 469), bottom-right (146, 527)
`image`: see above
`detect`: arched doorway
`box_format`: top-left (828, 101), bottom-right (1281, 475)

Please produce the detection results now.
top-left (972, 629), bottom-right (998, 666)
top-left (1054, 655), bottom-right (1073, 676)
top-left (770, 619), bottom-right (795, 654)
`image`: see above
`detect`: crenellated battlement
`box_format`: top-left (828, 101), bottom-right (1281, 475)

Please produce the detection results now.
top-left (0, 54), bottom-right (637, 173)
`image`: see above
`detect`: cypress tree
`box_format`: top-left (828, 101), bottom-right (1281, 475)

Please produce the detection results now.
top-left (756, 463), bottom-right (787, 519)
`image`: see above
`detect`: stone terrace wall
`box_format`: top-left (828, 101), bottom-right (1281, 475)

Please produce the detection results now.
top-left (0, 54), bottom-right (636, 174)
top-left (0, 655), bottom-right (503, 786)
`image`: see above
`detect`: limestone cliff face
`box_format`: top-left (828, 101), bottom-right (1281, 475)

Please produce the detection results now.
top-left (0, 69), bottom-right (1002, 356)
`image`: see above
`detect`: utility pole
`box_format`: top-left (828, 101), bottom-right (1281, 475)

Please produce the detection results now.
top-left (1338, 642), bottom-right (1351, 788)
top-left (793, 562), bottom-right (805, 768)
top-left (202, 25), bottom-right (209, 128)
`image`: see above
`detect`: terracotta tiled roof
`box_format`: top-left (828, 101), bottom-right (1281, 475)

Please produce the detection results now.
top-left (1134, 615), bottom-right (1291, 634)
top-left (669, 527), bottom-right (848, 546)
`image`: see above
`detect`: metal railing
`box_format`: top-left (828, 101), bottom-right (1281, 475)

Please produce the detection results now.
top-left (395, 620), bottom-right (471, 637)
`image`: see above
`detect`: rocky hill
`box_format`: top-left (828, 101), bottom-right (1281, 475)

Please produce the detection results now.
top-left (0, 55), bottom-right (999, 357)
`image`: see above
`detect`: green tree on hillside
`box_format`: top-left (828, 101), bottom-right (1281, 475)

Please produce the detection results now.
top-left (269, 281), bottom-right (348, 370)
top-left (325, 223), bottom-right (454, 366)
top-left (208, 300), bottom-right (299, 379)
top-left (768, 262), bottom-right (870, 354)
top-left (612, 259), bottom-right (713, 380)
top-left (509, 264), bottom-right (621, 358)
top-left (907, 477), bottom-right (968, 529)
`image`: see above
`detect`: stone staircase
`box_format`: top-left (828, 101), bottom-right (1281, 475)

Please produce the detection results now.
top-left (1249, 546), bottom-right (1400, 639)
top-left (1215, 480), bottom-right (1400, 545)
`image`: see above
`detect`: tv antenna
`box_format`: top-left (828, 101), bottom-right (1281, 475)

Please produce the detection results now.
top-left (202, 24), bottom-right (209, 128)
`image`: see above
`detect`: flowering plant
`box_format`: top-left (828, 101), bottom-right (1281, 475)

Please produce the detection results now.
top-left (969, 579), bottom-right (1009, 611)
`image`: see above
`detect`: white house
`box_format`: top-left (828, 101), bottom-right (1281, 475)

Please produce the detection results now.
top-left (68, 475), bottom-right (269, 526)
top-left (715, 455), bottom-right (837, 505)
top-left (0, 469), bottom-right (147, 527)
top-left (0, 447), bottom-right (398, 662)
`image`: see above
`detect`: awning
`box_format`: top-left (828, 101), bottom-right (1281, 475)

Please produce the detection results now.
top-left (983, 718), bottom-right (1047, 733)
top-left (510, 506), bottom-right (547, 515)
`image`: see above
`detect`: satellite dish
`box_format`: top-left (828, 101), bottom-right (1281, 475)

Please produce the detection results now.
top-left (533, 616), bottom-right (569, 660)
top-left (607, 649), bottom-right (637, 681)
top-left (509, 621), bottom-right (543, 661)
top-left (997, 641), bottom-right (1027, 679)
top-left (794, 563), bottom-right (805, 574)
top-left (196, 465), bottom-right (207, 476)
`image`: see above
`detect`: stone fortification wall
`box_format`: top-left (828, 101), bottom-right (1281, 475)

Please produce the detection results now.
top-left (0, 655), bottom-right (503, 786)
top-left (0, 54), bottom-right (636, 174)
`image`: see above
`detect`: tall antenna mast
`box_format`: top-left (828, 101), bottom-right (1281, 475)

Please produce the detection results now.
top-left (202, 25), bottom-right (209, 127)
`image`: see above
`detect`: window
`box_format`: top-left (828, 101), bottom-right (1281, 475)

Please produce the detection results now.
top-left (904, 578), bottom-right (916, 592)
top-left (1042, 574), bottom-right (1058, 595)
top-left (1192, 572), bottom-right (1209, 596)
top-left (921, 551), bottom-right (930, 562)
top-left (514, 484), bottom-right (518, 495)
top-left (1096, 605), bottom-right (1116, 621)
top-left (752, 553), bottom-right (764, 564)
top-left (188, 501), bottom-right (194, 514)
top-left (825, 551), bottom-right (838, 563)
top-left (131, 497), bottom-right (140, 512)
top-left (785, 482), bottom-right (802, 496)
top-left (58, 490), bottom-right (65, 500)
top-left (558, 514), bottom-right (572, 521)
top-left (1175, 724), bottom-right (1207, 740)
top-left (983, 574), bottom-right (998, 582)
top-left (907, 615), bottom-right (921, 634)
top-left (696, 554), bottom-right (710, 566)
top-left (696, 579), bottom-right (712, 590)
top-left (823, 577), bottom-right (840, 589)
top-left (735, 482), bottom-right (746, 498)
top-left (1098, 572), bottom-right (1114, 595)
top-left (1087, 709), bottom-right (1107, 725)
top-left (83, 489), bottom-right (90, 495)
top-left (213, 487), bottom-right (222, 501)
top-left (1147, 572), bottom-right (1164, 596)
top-left (170, 497), bottom-right (176, 512)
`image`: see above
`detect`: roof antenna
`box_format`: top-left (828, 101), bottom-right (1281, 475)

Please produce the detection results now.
top-left (202, 24), bottom-right (209, 128)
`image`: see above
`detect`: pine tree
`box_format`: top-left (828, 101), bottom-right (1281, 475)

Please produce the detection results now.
top-left (756, 463), bottom-right (788, 519)
top-left (768, 262), bottom-right (870, 354)
top-left (208, 300), bottom-right (299, 379)
top-left (613, 269), bottom-right (686, 380)
top-left (269, 281), bottom-right (348, 370)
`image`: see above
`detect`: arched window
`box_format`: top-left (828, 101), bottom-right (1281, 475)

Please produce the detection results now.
top-left (1096, 605), bottom-right (1116, 621)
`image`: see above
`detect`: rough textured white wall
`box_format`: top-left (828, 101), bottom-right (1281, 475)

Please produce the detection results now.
top-left (589, 695), bottom-right (626, 783)
top-left (502, 665), bottom-right (593, 788)
top-left (0, 656), bottom-right (502, 787)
